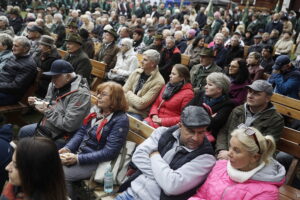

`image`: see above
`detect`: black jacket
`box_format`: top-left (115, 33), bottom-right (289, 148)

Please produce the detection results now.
top-left (0, 53), bottom-right (37, 99)
top-left (187, 91), bottom-right (235, 138)
top-left (33, 48), bottom-right (61, 97)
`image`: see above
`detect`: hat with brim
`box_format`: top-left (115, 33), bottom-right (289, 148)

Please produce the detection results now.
top-left (272, 55), bottom-right (290, 70)
top-left (43, 59), bottom-right (74, 76)
top-left (154, 34), bottom-right (164, 40)
top-left (104, 29), bottom-right (118, 39)
top-left (181, 106), bottom-right (211, 128)
top-left (39, 35), bottom-right (56, 48)
top-left (245, 80), bottom-right (273, 96)
top-left (199, 48), bottom-right (214, 57)
top-left (65, 33), bottom-right (83, 45)
top-left (27, 25), bottom-right (44, 34)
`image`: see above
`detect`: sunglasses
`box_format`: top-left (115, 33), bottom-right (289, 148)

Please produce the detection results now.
top-left (237, 123), bottom-right (261, 154)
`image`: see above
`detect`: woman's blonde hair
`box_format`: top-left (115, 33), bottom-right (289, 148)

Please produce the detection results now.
top-left (231, 127), bottom-right (276, 164)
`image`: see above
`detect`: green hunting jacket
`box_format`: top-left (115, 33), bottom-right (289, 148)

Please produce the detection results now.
top-left (216, 103), bottom-right (284, 152)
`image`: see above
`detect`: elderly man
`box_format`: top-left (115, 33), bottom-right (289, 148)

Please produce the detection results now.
top-left (64, 33), bottom-right (92, 83)
top-left (116, 106), bottom-right (216, 200)
top-left (96, 29), bottom-right (119, 72)
top-left (33, 35), bottom-right (61, 98)
top-left (18, 59), bottom-right (91, 148)
top-left (0, 33), bottom-right (14, 72)
top-left (123, 49), bottom-right (165, 120)
top-left (190, 48), bottom-right (222, 92)
top-left (159, 36), bottom-right (181, 82)
top-left (216, 80), bottom-right (284, 159)
top-left (268, 55), bottom-right (300, 99)
top-left (0, 36), bottom-right (37, 106)
top-left (0, 16), bottom-right (14, 37)
top-left (27, 25), bottom-right (44, 55)
top-left (174, 31), bottom-right (187, 53)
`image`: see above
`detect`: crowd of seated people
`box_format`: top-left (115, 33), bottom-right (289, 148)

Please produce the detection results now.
top-left (1, 1), bottom-right (300, 199)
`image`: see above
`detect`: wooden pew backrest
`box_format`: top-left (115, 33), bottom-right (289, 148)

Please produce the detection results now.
top-left (271, 93), bottom-right (300, 120)
top-left (181, 54), bottom-right (190, 66)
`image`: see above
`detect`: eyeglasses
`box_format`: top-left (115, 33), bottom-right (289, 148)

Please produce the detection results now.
top-left (237, 123), bottom-right (261, 154)
top-left (97, 92), bottom-right (109, 97)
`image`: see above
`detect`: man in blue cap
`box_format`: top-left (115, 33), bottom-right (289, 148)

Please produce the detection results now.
top-left (268, 55), bottom-right (300, 99)
top-left (116, 106), bottom-right (216, 200)
top-left (18, 59), bottom-right (91, 147)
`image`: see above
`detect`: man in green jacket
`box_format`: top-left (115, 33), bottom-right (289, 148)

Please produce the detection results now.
top-left (64, 33), bottom-right (92, 83)
top-left (190, 48), bottom-right (222, 92)
top-left (216, 80), bottom-right (284, 159)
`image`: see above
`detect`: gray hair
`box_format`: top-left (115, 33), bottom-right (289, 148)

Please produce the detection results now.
top-left (0, 16), bottom-right (9, 27)
top-left (120, 38), bottom-right (133, 49)
top-left (143, 49), bottom-right (160, 65)
top-left (206, 72), bottom-right (231, 94)
top-left (0, 33), bottom-right (13, 50)
top-left (166, 36), bottom-right (175, 43)
top-left (14, 36), bottom-right (31, 51)
top-left (54, 13), bottom-right (63, 23)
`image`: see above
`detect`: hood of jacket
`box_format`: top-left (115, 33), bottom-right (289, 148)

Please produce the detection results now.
top-left (250, 158), bottom-right (285, 186)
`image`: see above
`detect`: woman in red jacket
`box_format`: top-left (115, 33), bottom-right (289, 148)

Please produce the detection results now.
top-left (144, 64), bottom-right (194, 128)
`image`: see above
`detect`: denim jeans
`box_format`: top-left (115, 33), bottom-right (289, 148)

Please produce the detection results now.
top-left (18, 123), bottom-right (37, 138)
top-left (114, 190), bottom-right (134, 200)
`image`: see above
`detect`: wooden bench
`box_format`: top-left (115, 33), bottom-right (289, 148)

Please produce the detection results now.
top-left (270, 93), bottom-right (300, 200)
top-left (181, 54), bottom-right (190, 66)
top-left (57, 49), bottom-right (107, 91)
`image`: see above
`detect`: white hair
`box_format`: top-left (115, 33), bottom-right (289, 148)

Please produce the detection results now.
top-left (121, 38), bottom-right (133, 49)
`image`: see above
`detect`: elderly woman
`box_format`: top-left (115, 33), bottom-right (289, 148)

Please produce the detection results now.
top-left (247, 52), bottom-right (264, 82)
top-left (0, 33), bottom-right (14, 72)
top-left (107, 38), bottom-right (139, 85)
top-left (189, 126), bottom-right (285, 200)
top-left (59, 82), bottom-right (129, 199)
top-left (80, 14), bottom-right (94, 33)
top-left (1, 137), bottom-right (67, 200)
top-left (0, 16), bottom-right (14, 37)
top-left (188, 72), bottom-right (235, 142)
top-left (274, 31), bottom-right (294, 56)
top-left (228, 58), bottom-right (251, 106)
top-left (51, 13), bottom-right (66, 48)
top-left (33, 35), bottom-right (61, 98)
top-left (144, 64), bottom-right (194, 128)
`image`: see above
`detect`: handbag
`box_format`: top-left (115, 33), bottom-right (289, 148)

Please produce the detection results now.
top-left (94, 141), bottom-right (136, 185)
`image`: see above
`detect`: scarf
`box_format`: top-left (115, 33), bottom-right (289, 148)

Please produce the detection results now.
top-left (162, 81), bottom-right (184, 100)
top-left (227, 161), bottom-right (265, 183)
top-left (203, 94), bottom-right (226, 107)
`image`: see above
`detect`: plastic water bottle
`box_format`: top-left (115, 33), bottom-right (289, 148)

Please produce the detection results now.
top-left (104, 165), bottom-right (113, 193)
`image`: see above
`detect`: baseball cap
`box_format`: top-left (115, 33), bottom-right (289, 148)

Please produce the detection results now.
top-left (272, 55), bottom-right (290, 70)
top-left (43, 59), bottom-right (74, 76)
top-left (246, 80), bottom-right (273, 96)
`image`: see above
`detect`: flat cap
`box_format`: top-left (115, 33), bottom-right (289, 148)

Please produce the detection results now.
top-left (181, 106), bottom-right (211, 128)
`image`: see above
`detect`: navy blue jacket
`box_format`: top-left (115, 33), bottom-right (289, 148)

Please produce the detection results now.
top-left (269, 67), bottom-right (300, 99)
top-left (64, 111), bottom-right (129, 165)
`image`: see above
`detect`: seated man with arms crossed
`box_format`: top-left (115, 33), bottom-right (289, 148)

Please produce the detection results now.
top-left (116, 106), bottom-right (216, 200)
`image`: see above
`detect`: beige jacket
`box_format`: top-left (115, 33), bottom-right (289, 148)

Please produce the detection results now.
top-left (274, 39), bottom-right (294, 55)
top-left (123, 67), bottom-right (165, 118)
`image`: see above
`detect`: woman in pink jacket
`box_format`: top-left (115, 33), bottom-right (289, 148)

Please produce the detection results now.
top-left (189, 124), bottom-right (285, 200)
top-left (144, 64), bottom-right (194, 128)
